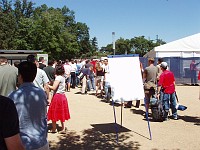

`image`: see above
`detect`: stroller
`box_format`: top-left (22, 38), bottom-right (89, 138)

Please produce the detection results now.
top-left (150, 95), bottom-right (164, 122)
top-left (149, 87), bottom-right (164, 122)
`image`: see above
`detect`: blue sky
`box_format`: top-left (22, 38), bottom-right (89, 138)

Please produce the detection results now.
top-left (32, 0), bottom-right (200, 48)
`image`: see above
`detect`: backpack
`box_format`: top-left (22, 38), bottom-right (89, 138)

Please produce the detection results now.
top-left (150, 97), bottom-right (164, 122)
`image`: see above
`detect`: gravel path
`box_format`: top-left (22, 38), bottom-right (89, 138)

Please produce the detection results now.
top-left (48, 86), bottom-right (200, 150)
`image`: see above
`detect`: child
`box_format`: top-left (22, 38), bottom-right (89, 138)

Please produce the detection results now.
top-left (47, 64), bottom-right (70, 133)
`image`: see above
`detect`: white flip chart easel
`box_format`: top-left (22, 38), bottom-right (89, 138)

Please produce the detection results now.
top-left (108, 54), bottom-right (152, 141)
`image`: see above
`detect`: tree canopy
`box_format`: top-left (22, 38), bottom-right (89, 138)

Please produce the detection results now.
top-left (0, 0), bottom-right (166, 59)
top-left (100, 36), bottom-right (166, 57)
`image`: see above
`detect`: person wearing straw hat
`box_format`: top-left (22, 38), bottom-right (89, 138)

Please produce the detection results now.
top-left (143, 57), bottom-right (158, 116)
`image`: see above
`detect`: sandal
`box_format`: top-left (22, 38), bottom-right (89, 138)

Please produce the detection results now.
top-left (48, 129), bottom-right (57, 134)
top-left (58, 127), bottom-right (67, 134)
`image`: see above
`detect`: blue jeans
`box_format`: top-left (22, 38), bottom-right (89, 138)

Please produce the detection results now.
top-left (70, 72), bottom-right (76, 88)
top-left (76, 73), bottom-right (80, 86)
top-left (90, 74), bottom-right (96, 90)
top-left (162, 92), bottom-right (177, 118)
top-left (191, 70), bottom-right (197, 84)
top-left (87, 79), bottom-right (91, 91)
top-left (88, 73), bottom-right (96, 91)
top-left (104, 81), bottom-right (111, 98)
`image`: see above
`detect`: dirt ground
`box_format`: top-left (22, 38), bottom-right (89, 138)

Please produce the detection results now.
top-left (48, 86), bottom-right (200, 150)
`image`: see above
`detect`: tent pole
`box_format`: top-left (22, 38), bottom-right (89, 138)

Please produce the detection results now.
top-left (144, 98), bottom-right (152, 140)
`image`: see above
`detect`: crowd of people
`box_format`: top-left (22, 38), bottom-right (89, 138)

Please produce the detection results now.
top-left (0, 55), bottom-right (111, 149)
top-left (0, 55), bottom-right (71, 150)
top-left (51, 57), bottom-right (111, 100)
top-left (0, 55), bottom-right (179, 149)
top-left (142, 58), bottom-right (178, 121)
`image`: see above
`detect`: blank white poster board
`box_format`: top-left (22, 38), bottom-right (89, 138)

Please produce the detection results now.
top-left (108, 56), bottom-right (144, 102)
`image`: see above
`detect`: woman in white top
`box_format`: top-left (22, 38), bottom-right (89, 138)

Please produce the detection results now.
top-left (47, 65), bottom-right (70, 134)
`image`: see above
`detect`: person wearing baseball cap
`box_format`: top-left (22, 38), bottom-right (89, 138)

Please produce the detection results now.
top-left (157, 62), bottom-right (178, 121)
top-left (160, 62), bottom-right (168, 69)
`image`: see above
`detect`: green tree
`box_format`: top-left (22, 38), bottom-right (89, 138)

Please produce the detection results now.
top-left (103, 36), bottom-right (166, 56)
top-left (14, 0), bottom-right (34, 23)
top-left (14, 17), bottom-right (35, 50)
top-left (115, 38), bottom-right (131, 55)
top-left (0, 0), bottom-right (16, 49)
top-left (32, 5), bottom-right (80, 60)
top-left (61, 5), bottom-right (75, 27)
top-left (91, 37), bottom-right (98, 53)
top-left (73, 22), bottom-right (91, 57)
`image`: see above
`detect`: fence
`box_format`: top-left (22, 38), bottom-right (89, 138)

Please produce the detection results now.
top-left (139, 57), bottom-right (200, 85)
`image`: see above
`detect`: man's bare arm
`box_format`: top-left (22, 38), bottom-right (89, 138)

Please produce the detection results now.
top-left (5, 133), bottom-right (25, 150)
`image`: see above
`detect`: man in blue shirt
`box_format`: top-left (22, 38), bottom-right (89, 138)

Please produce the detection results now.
top-left (9, 61), bottom-right (49, 150)
top-left (80, 66), bottom-right (93, 94)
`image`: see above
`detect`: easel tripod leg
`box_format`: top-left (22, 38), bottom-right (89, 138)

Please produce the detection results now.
top-left (112, 100), bottom-right (119, 143)
top-left (144, 98), bottom-right (152, 140)
top-left (121, 101), bottom-right (123, 128)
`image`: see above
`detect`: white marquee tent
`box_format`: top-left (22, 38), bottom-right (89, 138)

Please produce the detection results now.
top-left (144, 33), bottom-right (200, 58)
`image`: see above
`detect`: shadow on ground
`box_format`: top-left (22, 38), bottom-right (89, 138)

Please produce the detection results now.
top-left (130, 109), bottom-right (146, 117)
top-left (179, 115), bottom-right (200, 126)
top-left (74, 91), bottom-right (82, 95)
top-left (49, 123), bottom-right (141, 150)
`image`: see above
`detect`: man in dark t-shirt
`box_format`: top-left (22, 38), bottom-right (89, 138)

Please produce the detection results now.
top-left (0, 95), bottom-right (24, 150)
top-left (43, 59), bottom-right (55, 85)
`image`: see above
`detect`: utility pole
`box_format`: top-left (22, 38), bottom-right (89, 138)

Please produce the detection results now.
top-left (112, 32), bottom-right (115, 55)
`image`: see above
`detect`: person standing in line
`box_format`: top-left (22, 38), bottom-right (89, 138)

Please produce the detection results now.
top-left (63, 59), bottom-right (72, 92)
top-left (143, 58), bottom-right (158, 117)
top-left (156, 58), bottom-right (164, 81)
top-left (27, 54), bottom-right (50, 102)
top-left (8, 61), bottom-right (49, 150)
top-left (157, 62), bottom-right (178, 121)
top-left (43, 59), bottom-right (55, 86)
top-left (0, 95), bottom-right (25, 150)
top-left (103, 59), bottom-right (111, 102)
top-left (75, 60), bottom-right (82, 86)
top-left (89, 58), bottom-right (96, 91)
top-left (43, 59), bottom-right (56, 104)
top-left (190, 60), bottom-right (200, 86)
top-left (14, 61), bottom-right (20, 68)
top-left (95, 61), bottom-right (105, 96)
top-left (0, 56), bottom-right (18, 96)
top-left (70, 59), bottom-right (77, 89)
top-left (100, 58), bottom-right (105, 68)
top-left (38, 56), bottom-right (47, 70)
top-left (84, 59), bottom-right (95, 92)
top-left (47, 65), bottom-right (70, 133)
top-left (84, 59), bottom-right (91, 68)
top-left (79, 65), bottom-right (94, 94)
top-left (52, 59), bottom-right (57, 68)
top-left (83, 59), bottom-right (92, 91)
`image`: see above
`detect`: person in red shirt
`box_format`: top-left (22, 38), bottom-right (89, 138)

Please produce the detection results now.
top-left (190, 60), bottom-right (200, 86)
top-left (89, 58), bottom-right (97, 91)
top-left (90, 58), bottom-right (97, 74)
top-left (157, 62), bottom-right (178, 121)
